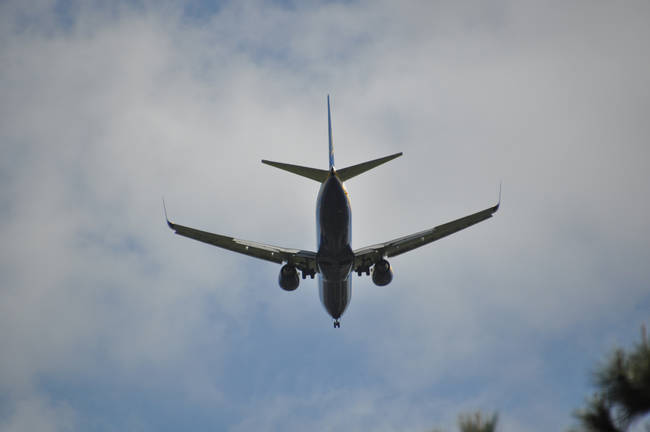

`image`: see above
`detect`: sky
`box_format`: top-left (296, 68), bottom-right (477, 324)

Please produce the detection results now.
top-left (1, 0), bottom-right (649, 431)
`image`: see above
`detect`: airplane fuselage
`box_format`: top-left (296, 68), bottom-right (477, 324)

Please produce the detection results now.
top-left (316, 169), bottom-right (353, 320)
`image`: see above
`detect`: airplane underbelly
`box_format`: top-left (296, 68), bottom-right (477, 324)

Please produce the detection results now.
top-left (319, 278), bottom-right (351, 320)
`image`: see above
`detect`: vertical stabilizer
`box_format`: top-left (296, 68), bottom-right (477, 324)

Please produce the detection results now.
top-left (327, 95), bottom-right (334, 170)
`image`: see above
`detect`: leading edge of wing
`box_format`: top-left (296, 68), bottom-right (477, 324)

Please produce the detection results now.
top-left (353, 200), bottom-right (499, 269)
top-left (164, 208), bottom-right (317, 272)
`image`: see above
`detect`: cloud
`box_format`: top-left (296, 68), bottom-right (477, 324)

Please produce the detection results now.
top-left (0, 394), bottom-right (77, 432)
top-left (1, 0), bottom-right (649, 431)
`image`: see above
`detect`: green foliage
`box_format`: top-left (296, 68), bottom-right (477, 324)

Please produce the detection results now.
top-left (572, 326), bottom-right (650, 432)
top-left (573, 394), bottom-right (622, 432)
top-left (428, 411), bottom-right (498, 432)
top-left (458, 411), bottom-right (499, 432)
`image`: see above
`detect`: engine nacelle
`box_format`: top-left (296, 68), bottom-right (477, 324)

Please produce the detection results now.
top-left (372, 259), bottom-right (393, 286)
top-left (278, 264), bottom-right (300, 291)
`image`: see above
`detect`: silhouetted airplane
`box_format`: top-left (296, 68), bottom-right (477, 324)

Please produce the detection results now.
top-left (165, 96), bottom-right (499, 328)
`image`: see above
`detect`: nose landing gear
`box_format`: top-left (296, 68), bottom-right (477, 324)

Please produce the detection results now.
top-left (333, 320), bottom-right (341, 328)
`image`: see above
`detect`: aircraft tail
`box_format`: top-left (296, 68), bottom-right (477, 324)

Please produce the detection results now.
top-left (261, 152), bottom-right (403, 183)
top-left (261, 159), bottom-right (329, 183)
top-left (336, 152), bottom-right (403, 182)
top-left (325, 94), bottom-right (402, 181)
top-left (261, 95), bottom-right (402, 183)
top-left (328, 94), bottom-right (334, 170)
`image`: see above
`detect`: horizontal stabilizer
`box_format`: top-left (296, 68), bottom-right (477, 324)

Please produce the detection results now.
top-left (337, 152), bottom-right (403, 182)
top-left (261, 160), bottom-right (330, 182)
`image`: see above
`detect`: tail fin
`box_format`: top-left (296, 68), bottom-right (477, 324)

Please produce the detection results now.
top-left (325, 95), bottom-right (402, 181)
top-left (328, 95), bottom-right (334, 170)
top-left (262, 95), bottom-right (402, 183)
top-left (262, 152), bottom-right (403, 183)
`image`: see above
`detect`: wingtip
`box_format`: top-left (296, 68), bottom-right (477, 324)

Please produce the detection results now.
top-left (386, 152), bottom-right (403, 162)
top-left (495, 182), bottom-right (502, 212)
top-left (162, 198), bottom-right (174, 229)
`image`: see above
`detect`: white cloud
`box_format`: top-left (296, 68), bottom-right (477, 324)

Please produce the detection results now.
top-left (0, 0), bottom-right (649, 431)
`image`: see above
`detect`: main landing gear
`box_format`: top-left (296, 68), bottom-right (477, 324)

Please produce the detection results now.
top-left (333, 320), bottom-right (341, 328)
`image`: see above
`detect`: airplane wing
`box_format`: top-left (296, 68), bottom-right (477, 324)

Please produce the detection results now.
top-left (353, 201), bottom-right (499, 272)
top-left (165, 217), bottom-right (318, 276)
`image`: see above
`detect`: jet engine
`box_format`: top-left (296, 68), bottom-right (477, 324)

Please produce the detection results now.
top-left (371, 259), bottom-right (393, 286)
top-left (278, 264), bottom-right (300, 291)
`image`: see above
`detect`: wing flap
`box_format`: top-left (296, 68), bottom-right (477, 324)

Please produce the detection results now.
top-left (353, 202), bottom-right (499, 271)
top-left (167, 220), bottom-right (318, 273)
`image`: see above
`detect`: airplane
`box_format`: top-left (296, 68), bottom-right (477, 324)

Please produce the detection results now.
top-left (165, 96), bottom-right (499, 328)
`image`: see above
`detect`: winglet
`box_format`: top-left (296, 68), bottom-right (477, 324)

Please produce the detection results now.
top-left (327, 94), bottom-right (334, 170)
top-left (163, 198), bottom-right (174, 229)
top-left (495, 182), bottom-right (502, 211)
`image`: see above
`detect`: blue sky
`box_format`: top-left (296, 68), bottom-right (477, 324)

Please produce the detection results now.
top-left (1, 1), bottom-right (649, 431)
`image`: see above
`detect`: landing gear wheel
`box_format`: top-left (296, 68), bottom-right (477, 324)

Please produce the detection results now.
top-left (333, 320), bottom-right (340, 328)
